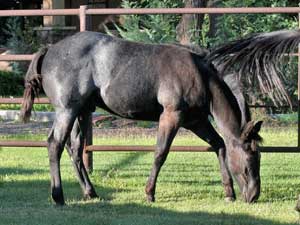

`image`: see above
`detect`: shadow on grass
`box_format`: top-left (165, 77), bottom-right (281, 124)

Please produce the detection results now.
top-left (97, 152), bottom-right (148, 177)
top-left (0, 166), bottom-right (45, 176)
top-left (65, 201), bottom-right (299, 225)
top-left (0, 167), bottom-right (299, 225)
top-left (0, 177), bottom-right (117, 205)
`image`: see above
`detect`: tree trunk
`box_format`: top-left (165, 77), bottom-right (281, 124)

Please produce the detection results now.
top-left (176, 0), bottom-right (208, 45)
top-left (206, 0), bottom-right (222, 47)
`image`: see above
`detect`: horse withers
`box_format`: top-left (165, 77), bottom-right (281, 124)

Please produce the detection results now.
top-left (20, 32), bottom-right (263, 205)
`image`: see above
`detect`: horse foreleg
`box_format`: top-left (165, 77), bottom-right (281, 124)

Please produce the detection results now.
top-left (145, 108), bottom-right (181, 202)
top-left (47, 109), bottom-right (77, 205)
top-left (185, 120), bottom-right (236, 202)
top-left (65, 114), bottom-right (98, 200)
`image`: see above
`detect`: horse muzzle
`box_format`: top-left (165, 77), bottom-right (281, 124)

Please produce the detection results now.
top-left (242, 178), bottom-right (260, 203)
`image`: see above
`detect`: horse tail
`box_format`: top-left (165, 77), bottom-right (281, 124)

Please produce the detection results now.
top-left (206, 29), bottom-right (300, 106)
top-left (20, 47), bottom-right (48, 123)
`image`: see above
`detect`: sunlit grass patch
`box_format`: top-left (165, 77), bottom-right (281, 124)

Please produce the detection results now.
top-left (0, 126), bottom-right (299, 224)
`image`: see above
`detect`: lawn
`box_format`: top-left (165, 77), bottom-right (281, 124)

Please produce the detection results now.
top-left (0, 126), bottom-right (300, 225)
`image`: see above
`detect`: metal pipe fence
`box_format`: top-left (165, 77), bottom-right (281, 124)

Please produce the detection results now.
top-left (0, 6), bottom-right (300, 171)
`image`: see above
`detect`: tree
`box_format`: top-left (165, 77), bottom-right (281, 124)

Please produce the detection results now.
top-left (176, 0), bottom-right (208, 45)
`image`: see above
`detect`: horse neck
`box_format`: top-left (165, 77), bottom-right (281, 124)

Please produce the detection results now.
top-left (209, 77), bottom-right (246, 141)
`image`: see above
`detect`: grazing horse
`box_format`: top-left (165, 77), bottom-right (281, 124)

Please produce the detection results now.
top-left (20, 30), bottom-right (298, 205)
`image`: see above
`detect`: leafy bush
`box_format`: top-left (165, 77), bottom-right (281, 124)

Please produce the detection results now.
top-left (107, 0), bottom-right (183, 44)
top-left (3, 16), bottom-right (42, 75)
top-left (0, 71), bottom-right (23, 96)
top-left (210, 0), bottom-right (298, 46)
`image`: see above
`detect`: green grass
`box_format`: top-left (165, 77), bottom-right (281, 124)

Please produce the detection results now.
top-left (0, 127), bottom-right (300, 225)
top-left (0, 103), bottom-right (54, 112)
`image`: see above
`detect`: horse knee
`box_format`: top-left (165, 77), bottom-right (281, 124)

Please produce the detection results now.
top-left (48, 135), bottom-right (64, 163)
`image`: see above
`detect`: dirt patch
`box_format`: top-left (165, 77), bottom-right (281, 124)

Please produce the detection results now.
top-left (0, 119), bottom-right (191, 137)
top-left (0, 121), bottom-right (52, 135)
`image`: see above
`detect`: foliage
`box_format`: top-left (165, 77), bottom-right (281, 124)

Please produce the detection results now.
top-left (210, 0), bottom-right (298, 46)
top-left (107, 0), bottom-right (183, 43)
top-left (0, 17), bottom-right (9, 46)
top-left (0, 71), bottom-right (23, 96)
top-left (3, 16), bottom-right (42, 75)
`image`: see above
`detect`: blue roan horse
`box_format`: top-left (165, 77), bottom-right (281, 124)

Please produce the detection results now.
top-left (20, 30), bottom-right (300, 205)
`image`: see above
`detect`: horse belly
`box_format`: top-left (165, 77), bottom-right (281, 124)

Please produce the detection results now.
top-left (98, 85), bottom-right (161, 121)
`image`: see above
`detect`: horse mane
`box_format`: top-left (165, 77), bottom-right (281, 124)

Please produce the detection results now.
top-left (223, 73), bottom-right (251, 126)
top-left (206, 29), bottom-right (300, 107)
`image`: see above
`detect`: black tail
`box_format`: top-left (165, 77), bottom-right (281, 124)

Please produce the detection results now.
top-left (20, 47), bottom-right (48, 123)
top-left (206, 29), bottom-right (300, 106)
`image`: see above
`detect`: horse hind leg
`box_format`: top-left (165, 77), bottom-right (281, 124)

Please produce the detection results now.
top-left (65, 113), bottom-right (98, 200)
top-left (47, 109), bottom-right (77, 205)
top-left (184, 120), bottom-right (236, 202)
top-left (145, 107), bottom-right (181, 202)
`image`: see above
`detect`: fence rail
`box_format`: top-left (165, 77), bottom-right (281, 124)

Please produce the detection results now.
top-left (0, 6), bottom-right (300, 172)
top-left (0, 7), bottom-right (300, 17)
top-left (0, 141), bottom-right (299, 153)
top-left (0, 98), bottom-right (49, 104)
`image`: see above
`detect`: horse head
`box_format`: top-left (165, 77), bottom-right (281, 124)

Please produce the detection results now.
top-left (226, 120), bottom-right (263, 203)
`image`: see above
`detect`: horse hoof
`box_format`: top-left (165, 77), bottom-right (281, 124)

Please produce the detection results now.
top-left (146, 194), bottom-right (155, 203)
top-left (55, 200), bottom-right (65, 206)
top-left (52, 196), bottom-right (65, 206)
top-left (224, 197), bottom-right (235, 202)
top-left (52, 189), bottom-right (65, 205)
top-left (84, 191), bottom-right (99, 200)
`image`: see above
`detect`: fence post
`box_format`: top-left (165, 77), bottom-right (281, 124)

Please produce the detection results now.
top-left (79, 5), bottom-right (93, 173)
top-left (83, 113), bottom-right (93, 173)
top-left (298, 12), bottom-right (300, 148)
top-left (79, 5), bottom-right (87, 32)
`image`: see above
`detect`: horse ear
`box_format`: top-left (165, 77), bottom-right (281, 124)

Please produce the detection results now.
top-left (241, 121), bottom-right (263, 141)
top-left (252, 120), bottom-right (263, 133)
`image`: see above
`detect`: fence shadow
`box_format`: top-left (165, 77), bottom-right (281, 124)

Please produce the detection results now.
top-left (68, 201), bottom-right (299, 225)
top-left (0, 165), bottom-right (299, 225)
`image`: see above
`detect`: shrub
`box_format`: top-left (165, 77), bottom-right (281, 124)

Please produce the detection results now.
top-left (107, 0), bottom-right (183, 44)
top-left (0, 71), bottom-right (23, 96)
top-left (3, 16), bottom-right (42, 75)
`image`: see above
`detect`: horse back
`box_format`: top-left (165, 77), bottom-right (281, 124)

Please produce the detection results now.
top-left (41, 32), bottom-right (211, 121)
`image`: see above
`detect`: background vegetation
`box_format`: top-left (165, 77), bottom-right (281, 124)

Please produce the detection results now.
top-left (0, 16), bottom-right (42, 97)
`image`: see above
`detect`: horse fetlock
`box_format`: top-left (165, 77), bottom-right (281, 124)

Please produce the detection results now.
top-left (145, 184), bottom-right (156, 202)
top-left (224, 196), bottom-right (236, 203)
top-left (224, 186), bottom-right (236, 200)
top-left (295, 198), bottom-right (300, 212)
top-left (84, 188), bottom-right (99, 200)
top-left (146, 193), bottom-right (155, 203)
